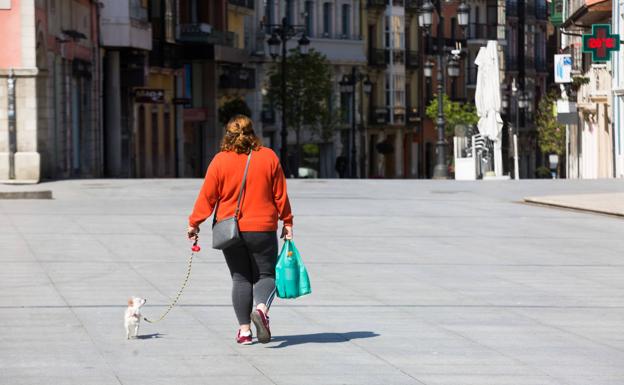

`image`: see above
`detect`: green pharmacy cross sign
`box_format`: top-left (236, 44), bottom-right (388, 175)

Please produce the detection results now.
top-left (583, 24), bottom-right (620, 62)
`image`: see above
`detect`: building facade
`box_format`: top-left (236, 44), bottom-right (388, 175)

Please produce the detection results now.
top-left (560, 0), bottom-right (614, 178)
top-left (502, 0), bottom-right (549, 178)
top-left (1, 0), bottom-right (102, 183)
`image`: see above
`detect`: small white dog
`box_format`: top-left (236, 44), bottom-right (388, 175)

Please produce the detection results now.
top-left (124, 297), bottom-right (146, 339)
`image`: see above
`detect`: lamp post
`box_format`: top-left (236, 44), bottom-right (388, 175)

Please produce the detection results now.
top-left (266, 17), bottom-right (309, 178)
top-left (339, 68), bottom-right (372, 178)
top-left (511, 78), bottom-right (527, 180)
top-left (419, 0), bottom-right (469, 179)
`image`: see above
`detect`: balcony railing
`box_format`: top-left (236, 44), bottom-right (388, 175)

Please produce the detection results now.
top-left (370, 106), bottom-right (389, 125)
top-left (392, 50), bottom-right (405, 64)
top-left (406, 50), bottom-right (419, 69)
top-left (129, 0), bottom-right (148, 22)
top-left (405, 0), bottom-right (422, 12)
top-left (367, 0), bottom-right (386, 8)
top-left (467, 23), bottom-right (498, 40)
top-left (218, 67), bottom-right (255, 89)
top-left (578, 65), bottom-right (610, 104)
top-left (228, 0), bottom-right (254, 9)
top-left (177, 24), bottom-right (237, 47)
top-left (369, 48), bottom-right (389, 67)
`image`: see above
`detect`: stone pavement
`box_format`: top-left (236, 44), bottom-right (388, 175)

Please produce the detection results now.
top-left (1, 178), bottom-right (623, 385)
top-left (525, 192), bottom-right (624, 217)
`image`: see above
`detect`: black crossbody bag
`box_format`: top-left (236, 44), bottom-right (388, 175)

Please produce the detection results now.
top-left (211, 152), bottom-right (252, 250)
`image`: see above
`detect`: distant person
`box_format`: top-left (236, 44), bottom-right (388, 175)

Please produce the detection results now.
top-left (335, 155), bottom-right (347, 178)
top-left (187, 115), bottom-right (293, 345)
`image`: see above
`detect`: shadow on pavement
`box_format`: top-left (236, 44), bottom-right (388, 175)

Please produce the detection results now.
top-left (136, 333), bottom-right (165, 340)
top-left (268, 331), bottom-right (379, 348)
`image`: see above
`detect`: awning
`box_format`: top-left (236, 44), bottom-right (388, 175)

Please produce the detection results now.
top-left (562, 0), bottom-right (611, 28)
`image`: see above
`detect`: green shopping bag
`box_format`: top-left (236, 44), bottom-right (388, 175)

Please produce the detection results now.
top-left (275, 239), bottom-right (311, 299)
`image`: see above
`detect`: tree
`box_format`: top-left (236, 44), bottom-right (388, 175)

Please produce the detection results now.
top-left (218, 98), bottom-right (252, 125)
top-left (267, 49), bottom-right (333, 173)
top-left (536, 91), bottom-right (566, 175)
top-left (425, 94), bottom-right (479, 135)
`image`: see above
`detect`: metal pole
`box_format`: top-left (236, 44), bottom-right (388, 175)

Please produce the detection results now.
top-left (432, 4), bottom-right (447, 179)
top-left (350, 66), bottom-right (357, 178)
top-left (279, 18), bottom-right (290, 177)
top-left (7, 69), bottom-right (16, 180)
top-left (514, 95), bottom-right (520, 180)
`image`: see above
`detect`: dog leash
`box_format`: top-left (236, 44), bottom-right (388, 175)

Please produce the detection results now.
top-left (143, 238), bottom-right (200, 324)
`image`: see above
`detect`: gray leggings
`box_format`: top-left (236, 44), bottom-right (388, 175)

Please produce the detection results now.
top-left (223, 231), bottom-right (278, 325)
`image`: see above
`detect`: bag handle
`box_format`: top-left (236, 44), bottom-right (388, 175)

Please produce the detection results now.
top-left (213, 152), bottom-right (252, 226)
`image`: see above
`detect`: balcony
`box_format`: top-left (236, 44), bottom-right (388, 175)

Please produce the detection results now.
top-left (99, 0), bottom-right (152, 50)
top-left (392, 50), bottom-right (405, 65)
top-left (424, 37), bottom-right (462, 55)
top-left (149, 39), bottom-right (183, 68)
top-left (407, 106), bottom-right (420, 124)
top-left (177, 24), bottom-right (237, 47)
top-left (369, 48), bottom-right (389, 67)
top-left (405, 0), bottom-right (422, 12)
top-left (309, 36), bottom-right (366, 63)
top-left (578, 65), bottom-right (611, 107)
top-left (406, 50), bottom-right (420, 69)
top-left (370, 107), bottom-right (389, 125)
top-left (218, 67), bottom-right (255, 89)
top-left (228, 0), bottom-right (254, 9)
top-left (367, 0), bottom-right (386, 8)
top-left (467, 23), bottom-right (498, 41)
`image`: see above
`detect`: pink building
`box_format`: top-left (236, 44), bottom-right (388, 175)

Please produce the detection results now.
top-left (0, 0), bottom-right (101, 182)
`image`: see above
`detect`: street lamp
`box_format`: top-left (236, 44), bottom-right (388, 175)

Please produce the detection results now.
top-left (447, 57), bottom-right (460, 78)
top-left (339, 68), bottom-right (372, 178)
top-left (419, 0), bottom-right (469, 179)
top-left (266, 17), bottom-right (309, 177)
top-left (424, 60), bottom-right (434, 78)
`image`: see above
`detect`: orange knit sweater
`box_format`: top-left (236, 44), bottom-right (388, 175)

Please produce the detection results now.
top-left (189, 147), bottom-right (293, 231)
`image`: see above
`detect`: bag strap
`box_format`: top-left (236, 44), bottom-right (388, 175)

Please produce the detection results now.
top-left (213, 151), bottom-right (252, 225)
top-left (234, 151), bottom-right (252, 218)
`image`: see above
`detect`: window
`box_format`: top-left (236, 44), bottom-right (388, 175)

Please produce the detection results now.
top-left (385, 74), bottom-right (391, 108)
top-left (394, 74), bottom-right (405, 108)
top-left (265, 0), bottom-right (274, 33)
top-left (386, 16), bottom-right (404, 49)
top-left (323, 2), bottom-right (332, 37)
top-left (305, 1), bottom-right (314, 36)
top-left (450, 17), bottom-right (456, 42)
top-left (286, 0), bottom-right (294, 25)
top-left (340, 92), bottom-right (351, 124)
top-left (384, 16), bottom-right (390, 48)
top-left (341, 4), bottom-right (350, 38)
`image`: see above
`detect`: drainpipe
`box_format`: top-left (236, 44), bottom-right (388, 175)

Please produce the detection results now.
top-left (7, 69), bottom-right (16, 180)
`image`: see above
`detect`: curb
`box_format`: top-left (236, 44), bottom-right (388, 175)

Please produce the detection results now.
top-left (0, 191), bottom-right (53, 199)
top-left (523, 198), bottom-right (624, 218)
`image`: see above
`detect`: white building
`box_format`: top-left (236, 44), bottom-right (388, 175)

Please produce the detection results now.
top-left (612, 0), bottom-right (624, 177)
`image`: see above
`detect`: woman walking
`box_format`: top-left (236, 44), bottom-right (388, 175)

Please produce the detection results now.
top-left (187, 115), bottom-right (293, 345)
